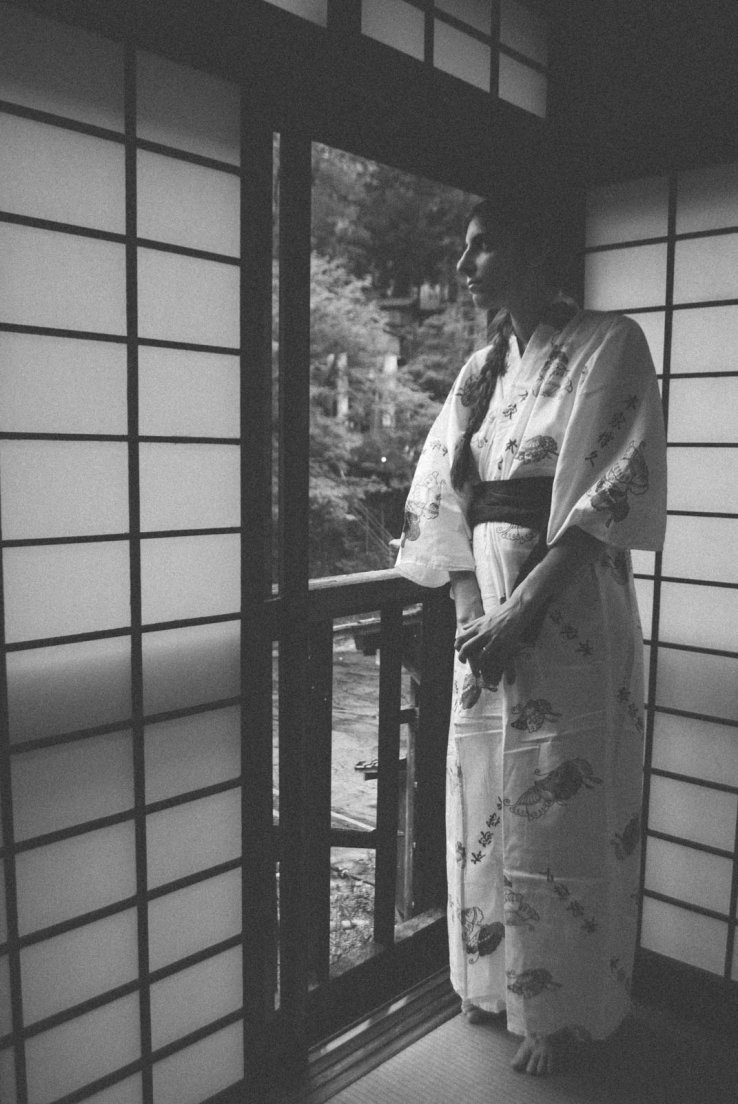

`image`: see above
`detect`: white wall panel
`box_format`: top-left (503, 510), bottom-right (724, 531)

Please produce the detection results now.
top-left (500, 0), bottom-right (547, 64)
top-left (662, 516), bottom-right (738, 583)
top-left (633, 577), bottom-right (653, 638)
top-left (671, 305), bottom-right (738, 374)
top-left (139, 443), bottom-right (240, 531)
top-left (626, 311), bottom-right (664, 370)
top-left (644, 836), bottom-right (732, 914)
top-left (648, 775), bottom-right (736, 852)
top-left (498, 54), bottom-right (546, 117)
top-left (0, 1047), bottom-right (16, 1104)
top-left (151, 1022), bottom-right (243, 1104)
top-left (586, 176), bottom-right (668, 247)
top-left (0, 867), bottom-right (6, 944)
top-left (434, 20), bottom-right (490, 90)
top-left (138, 347), bottom-right (240, 438)
top-left (651, 713), bottom-right (738, 788)
top-left (142, 622), bottom-right (240, 715)
top-left (436, 0), bottom-right (492, 35)
top-left (674, 234), bottom-right (738, 304)
top-left (584, 244), bottom-right (666, 310)
top-left (264, 0), bottom-right (328, 25)
top-left (137, 249), bottom-right (240, 348)
top-left (137, 151), bottom-right (240, 256)
top-left (141, 535), bottom-right (240, 624)
top-left (82, 1076), bottom-right (142, 1104)
top-left (0, 956), bottom-right (10, 1037)
top-left (362, 0), bottom-right (425, 60)
top-left (145, 707), bottom-right (240, 804)
top-left (668, 377), bottom-right (738, 441)
top-left (640, 897), bottom-right (726, 975)
top-left (677, 161), bottom-right (738, 233)
top-left (655, 649), bottom-right (738, 721)
top-left (148, 869), bottom-right (242, 972)
top-left (150, 947), bottom-right (242, 1049)
top-left (667, 448), bottom-right (738, 513)
top-left (146, 789), bottom-right (241, 889)
top-left (659, 582), bottom-right (738, 651)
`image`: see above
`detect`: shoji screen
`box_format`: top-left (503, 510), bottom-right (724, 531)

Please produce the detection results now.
top-left (0, 5), bottom-right (267, 1102)
top-left (585, 165), bottom-right (738, 983)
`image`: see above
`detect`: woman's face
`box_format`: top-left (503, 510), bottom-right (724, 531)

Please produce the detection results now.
top-left (456, 215), bottom-right (529, 313)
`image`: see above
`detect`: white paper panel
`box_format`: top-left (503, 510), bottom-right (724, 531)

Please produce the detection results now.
top-left (12, 732), bottom-right (133, 841)
top-left (362, 0), bottom-right (425, 61)
top-left (137, 151), bottom-right (239, 256)
top-left (3, 543), bottom-right (130, 644)
top-left (15, 822), bottom-right (136, 934)
top-left (584, 243), bottom-right (667, 311)
top-left (643, 641), bottom-right (651, 701)
top-left (136, 51), bottom-right (239, 165)
top-left (633, 577), bottom-right (653, 637)
top-left (500, 0), bottom-right (547, 64)
top-left (0, 1045), bottom-right (16, 1104)
top-left (142, 622), bottom-right (240, 715)
top-left (656, 648), bottom-right (738, 721)
top-left (151, 1021), bottom-right (243, 1104)
top-left (674, 234), bottom-right (738, 304)
top-left (0, 114), bottom-right (125, 233)
top-left (145, 707), bottom-right (240, 804)
top-left (648, 775), bottom-right (736, 852)
top-left (626, 312), bottom-right (665, 372)
top-left (667, 447), bottom-right (738, 513)
top-left (651, 713), bottom-right (738, 788)
top-left (676, 161), bottom-right (738, 234)
top-left (0, 440), bottom-right (129, 540)
top-left (0, 224), bottom-right (126, 334)
top-left (586, 176), bottom-right (669, 247)
top-left (150, 947), bottom-right (242, 1049)
top-left (662, 516), bottom-right (738, 583)
top-left (148, 869), bottom-right (241, 972)
top-left (21, 909), bottom-right (138, 1024)
top-left (7, 637), bottom-right (131, 743)
top-left (670, 305), bottom-right (738, 374)
top-left (498, 54), bottom-right (546, 117)
top-left (146, 788), bottom-right (241, 889)
top-left (0, 866), bottom-right (7, 944)
top-left (640, 897), bottom-right (726, 975)
top-left (82, 1076), bottom-right (142, 1104)
top-left (264, 0), bottom-right (328, 25)
top-left (436, 0), bottom-right (492, 34)
top-left (138, 249), bottom-right (240, 348)
top-left (0, 957), bottom-right (10, 1036)
top-left (659, 582), bottom-right (738, 651)
top-left (141, 535), bottom-right (240, 624)
top-left (138, 347), bottom-right (240, 438)
top-left (0, 333), bottom-right (127, 435)
top-left (645, 836), bottom-right (731, 914)
top-left (25, 995), bottom-right (139, 1104)
top-left (139, 443), bottom-right (240, 531)
top-left (434, 20), bottom-right (490, 91)
top-left (0, 3), bottom-right (123, 130)
top-left (631, 549), bottom-right (655, 576)
top-left (668, 377), bottom-right (738, 441)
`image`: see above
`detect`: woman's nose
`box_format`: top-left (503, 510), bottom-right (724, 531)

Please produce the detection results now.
top-left (457, 248), bottom-right (473, 276)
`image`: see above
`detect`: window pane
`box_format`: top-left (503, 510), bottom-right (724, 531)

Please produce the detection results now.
top-left (138, 249), bottom-right (240, 347)
top-left (640, 897), bottom-right (726, 975)
top-left (0, 440), bottom-right (129, 541)
top-left (137, 151), bottom-right (239, 256)
top-left (3, 543), bottom-right (130, 644)
top-left (0, 114), bottom-right (125, 233)
top-left (0, 333), bottom-right (127, 435)
top-left (645, 836), bottom-right (732, 914)
top-left (631, 549), bottom-right (655, 575)
top-left (263, 0), bottom-right (328, 24)
top-left (667, 447), bottom-right (738, 512)
top-left (436, 0), bottom-right (492, 35)
top-left (0, 867), bottom-right (6, 944)
top-left (12, 732), bottom-right (133, 841)
top-left (0, 3), bottom-right (123, 130)
top-left (659, 582), bottom-right (738, 652)
top-left (0, 957), bottom-right (10, 1036)
top-left (145, 706), bottom-right (240, 804)
top-left (81, 1077), bottom-right (142, 1104)
top-left (136, 51), bottom-right (240, 165)
top-left (434, 20), bottom-right (490, 90)
top-left (0, 224), bottom-right (126, 334)
top-left (655, 648), bottom-right (738, 721)
top-left (139, 443), bottom-right (240, 531)
top-left (141, 535), bottom-right (240, 624)
top-left (25, 996), bottom-right (139, 1104)
top-left (648, 775), bottom-right (736, 852)
top-left (150, 947), bottom-right (242, 1049)
top-left (676, 161), bottom-right (738, 234)
top-left (142, 622), bottom-right (240, 716)
top-left (633, 577), bottom-right (653, 636)
top-left (15, 822), bottom-right (136, 934)
top-left (146, 789), bottom-right (241, 889)
top-left (500, 0), bottom-right (548, 64)
top-left (138, 347), bottom-right (239, 438)
top-left (362, 0), bottom-right (425, 60)
top-left (585, 176), bottom-right (669, 247)
top-left (584, 243), bottom-right (666, 311)
top-left (671, 305), bottom-right (738, 374)
top-left (652, 713), bottom-right (738, 788)
top-left (626, 311), bottom-right (664, 371)
top-left (7, 637), bottom-right (131, 743)
top-left (674, 234), bottom-right (738, 304)
top-left (662, 516), bottom-right (738, 583)
top-left (20, 910), bottom-right (138, 1024)
top-left (668, 377), bottom-right (738, 442)
top-left (148, 869), bottom-right (241, 971)
top-left (0, 1047), bottom-right (15, 1104)
top-left (151, 1022), bottom-right (243, 1104)
top-left (498, 54), bottom-right (546, 117)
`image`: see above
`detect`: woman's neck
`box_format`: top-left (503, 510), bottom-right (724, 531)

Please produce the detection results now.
top-left (506, 285), bottom-right (560, 349)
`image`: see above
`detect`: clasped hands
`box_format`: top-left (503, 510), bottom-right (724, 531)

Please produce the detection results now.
top-left (455, 600), bottom-right (530, 689)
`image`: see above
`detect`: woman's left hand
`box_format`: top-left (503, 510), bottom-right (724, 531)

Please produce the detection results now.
top-left (454, 600), bottom-right (530, 687)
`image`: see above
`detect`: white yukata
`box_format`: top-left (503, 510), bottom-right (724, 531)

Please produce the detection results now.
top-left (396, 310), bottom-right (666, 1042)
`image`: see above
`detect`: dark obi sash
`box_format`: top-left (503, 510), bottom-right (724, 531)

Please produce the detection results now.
top-left (469, 476), bottom-right (554, 644)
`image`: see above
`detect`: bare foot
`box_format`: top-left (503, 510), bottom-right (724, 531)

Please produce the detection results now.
top-left (461, 1000), bottom-right (503, 1025)
top-left (511, 1033), bottom-right (556, 1076)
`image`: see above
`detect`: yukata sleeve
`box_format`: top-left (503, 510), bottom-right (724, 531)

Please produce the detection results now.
top-left (547, 315), bottom-right (667, 550)
top-left (394, 356), bottom-right (479, 588)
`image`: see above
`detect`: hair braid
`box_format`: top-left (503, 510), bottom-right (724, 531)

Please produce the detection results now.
top-left (450, 309), bottom-right (513, 489)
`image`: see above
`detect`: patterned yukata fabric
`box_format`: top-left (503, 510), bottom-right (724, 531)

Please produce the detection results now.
top-left (396, 311), bottom-right (667, 1041)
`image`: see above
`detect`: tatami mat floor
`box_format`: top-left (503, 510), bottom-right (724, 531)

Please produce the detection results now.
top-left (324, 1006), bottom-right (736, 1104)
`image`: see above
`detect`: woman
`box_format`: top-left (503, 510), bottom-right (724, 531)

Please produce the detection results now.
top-left (395, 198), bottom-right (667, 1076)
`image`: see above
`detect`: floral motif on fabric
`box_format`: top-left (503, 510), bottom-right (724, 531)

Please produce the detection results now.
top-left (505, 759), bottom-right (603, 821)
top-left (420, 437), bottom-right (449, 458)
top-left (532, 345), bottom-right (573, 398)
top-left (401, 471), bottom-right (445, 544)
top-left (588, 441), bottom-right (650, 526)
top-left (458, 373), bottom-right (481, 407)
top-left (516, 435), bottom-right (559, 465)
top-left (502, 388), bottom-right (529, 420)
top-left (610, 813), bottom-right (641, 860)
top-left (506, 967), bottom-right (562, 998)
top-left (616, 686), bottom-right (645, 734)
top-left (499, 523), bottom-right (537, 543)
top-left (460, 906), bottom-right (505, 963)
top-left (511, 698), bottom-right (562, 732)
top-left (503, 875), bottom-right (540, 931)
top-left (584, 393), bottom-right (641, 468)
top-left (469, 802), bottom-right (503, 865)
top-left (540, 866), bottom-right (598, 934)
top-left (549, 609), bottom-right (594, 658)
top-left (602, 548), bottom-right (630, 585)
top-left (609, 955), bottom-right (632, 993)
